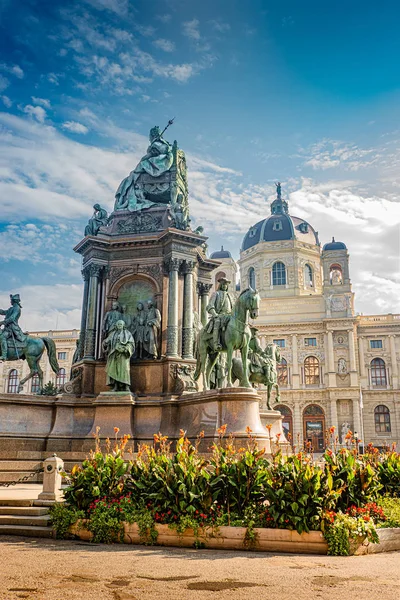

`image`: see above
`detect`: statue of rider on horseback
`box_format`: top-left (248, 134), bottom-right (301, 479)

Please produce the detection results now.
top-left (0, 293), bottom-right (59, 393)
top-left (0, 294), bottom-right (26, 360)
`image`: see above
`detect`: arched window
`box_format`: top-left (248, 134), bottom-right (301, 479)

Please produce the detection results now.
top-left (272, 261), bottom-right (286, 286)
top-left (371, 358), bottom-right (387, 386)
top-left (277, 358), bottom-right (288, 385)
top-left (374, 405), bottom-right (391, 433)
top-left (56, 368), bottom-right (66, 388)
top-left (7, 369), bottom-right (19, 394)
top-left (304, 356), bottom-right (320, 385)
top-left (275, 404), bottom-right (293, 439)
top-left (248, 267), bottom-right (256, 289)
top-left (305, 264), bottom-right (313, 287)
top-left (31, 374), bottom-right (40, 394)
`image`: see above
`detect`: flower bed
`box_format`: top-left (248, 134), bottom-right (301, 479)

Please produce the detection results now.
top-left (50, 427), bottom-right (400, 556)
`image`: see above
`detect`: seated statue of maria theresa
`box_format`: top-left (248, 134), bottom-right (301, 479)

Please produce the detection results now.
top-left (114, 125), bottom-right (188, 218)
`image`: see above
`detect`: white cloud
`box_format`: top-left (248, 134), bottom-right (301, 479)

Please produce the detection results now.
top-left (0, 74), bottom-right (9, 92)
top-left (47, 72), bottom-right (60, 85)
top-left (183, 19), bottom-right (201, 41)
top-left (156, 14), bottom-right (171, 23)
top-left (135, 24), bottom-right (156, 38)
top-left (1, 95), bottom-right (11, 108)
top-left (31, 96), bottom-right (51, 108)
top-left (62, 121), bottom-right (89, 134)
top-left (83, 0), bottom-right (128, 15)
top-left (23, 104), bottom-right (46, 123)
top-left (0, 63), bottom-right (24, 79)
top-left (210, 20), bottom-right (230, 32)
top-left (153, 38), bottom-right (175, 52)
top-left (0, 284), bottom-right (83, 331)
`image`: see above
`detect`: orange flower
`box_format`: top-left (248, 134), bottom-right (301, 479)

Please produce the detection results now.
top-left (217, 424), bottom-right (227, 437)
top-left (266, 424), bottom-right (272, 432)
top-left (329, 426), bottom-right (335, 435)
top-left (179, 429), bottom-right (186, 438)
top-left (114, 427), bottom-right (120, 434)
top-left (246, 426), bottom-right (253, 435)
top-left (275, 433), bottom-right (281, 440)
top-left (199, 430), bottom-right (205, 438)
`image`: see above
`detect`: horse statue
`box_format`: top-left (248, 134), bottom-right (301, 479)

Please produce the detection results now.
top-left (193, 288), bottom-right (260, 390)
top-left (231, 342), bottom-right (281, 409)
top-left (3, 336), bottom-right (60, 393)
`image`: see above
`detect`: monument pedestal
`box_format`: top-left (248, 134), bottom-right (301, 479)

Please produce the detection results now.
top-left (86, 391), bottom-right (136, 445)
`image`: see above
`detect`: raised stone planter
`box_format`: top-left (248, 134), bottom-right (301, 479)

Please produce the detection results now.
top-left (354, 527), bottom-right (400, 555)
top-left (69, 521), bottom-right (328, 554)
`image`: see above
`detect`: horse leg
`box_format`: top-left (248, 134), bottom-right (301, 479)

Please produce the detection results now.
top-left (18, 355), bottom-right (38, 393)
top-left (275, 383), bottom-right (280, 403)
top-left (226, 345), bottom-right (234, 387)
top-left (240, 343), bottom-right (251, 388)
top-left (206, 351), bottom-right (219, 389)
top-left (266, 384), bottom-right (272, 410)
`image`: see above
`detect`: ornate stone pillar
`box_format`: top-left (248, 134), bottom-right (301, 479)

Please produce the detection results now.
top-left (358, 336), bottom-right (366, 378)
top-left (291, 334), bottom-right (300, 389)
top-left (79, 266), bottom-right (91, 359)
top-left (330, 398), bottom-right (338, 432)
top-left (293, 400), bottom-right (302, 447)
top-left (347, 327), bottom-right (358, 386)
top-left (326, 330), bottom-right (336, 387)
top-left (389, 335), bottom-right (398, 389)
top-left (197, 282), bottom-right (212, 327)
top-left (182, 260), bottom-right (195, 359)
top-left (83, 264), bottom-right (102, 360)
top-left (352, 397), bottom-right (361, 438)
top-left (166, 258), bottom-right (180, 358)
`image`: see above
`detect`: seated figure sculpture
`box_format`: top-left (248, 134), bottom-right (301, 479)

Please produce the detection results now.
top-left (84, 204), bottom-right (108, 236)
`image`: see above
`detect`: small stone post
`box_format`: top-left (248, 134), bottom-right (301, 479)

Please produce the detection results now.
top-left (38, 454), bottom-right (64, 502)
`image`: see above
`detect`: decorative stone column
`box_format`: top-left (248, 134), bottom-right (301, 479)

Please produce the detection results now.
top-left (197, 282), bottom-right (212, 327)
top-left (291, 334), bottom-right (300, 389)
top-left (293, 400), bottom-right (302, 446)
top-left (182, 260), bottom-right (195, 359)
top-left (326, 330), bottom-right (336, 387)
top-left (389, 335), bottom-right (398, 389)
top-left (79, 266), bottom-right (91, 359)
top-left (83, 263), bottom-right (102, 360)
top-left (347, 327), bottom-right (358, 386)
top-left (166, 258), bottom-right (180, 358)
top-left (352, 397), bottom-right (361, 438)
top-left (330, 398), bottom-right (338, 432)
top-left (358, 336), bottom-right (366, 378)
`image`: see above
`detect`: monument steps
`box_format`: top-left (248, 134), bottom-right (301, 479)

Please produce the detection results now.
top-left (0, 524), bottom-right (53, 538)
top-left (0, 503), bottom-right (53, 538)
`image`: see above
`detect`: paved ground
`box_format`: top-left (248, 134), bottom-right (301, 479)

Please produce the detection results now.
top-left (1, 535), bottom-right (400, 600)
top-left (0, 484), bottom-right (42, 501)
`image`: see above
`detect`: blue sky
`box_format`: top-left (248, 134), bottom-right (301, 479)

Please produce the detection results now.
top-left (0, 0), bottom-right (399, 329)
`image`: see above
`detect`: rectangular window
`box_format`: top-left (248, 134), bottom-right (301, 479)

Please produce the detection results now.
top-left (370, 340), bottom-right (383, 349)
top-left (304, 338), bottom-right (317, 347)
top-left (58, 352), bottom-right (67, 360)
top-left (273, 339), bottom-right (285, 348)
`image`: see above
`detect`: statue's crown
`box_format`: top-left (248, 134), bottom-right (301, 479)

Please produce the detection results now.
top-left (150, 125), bottom-right (160, 139)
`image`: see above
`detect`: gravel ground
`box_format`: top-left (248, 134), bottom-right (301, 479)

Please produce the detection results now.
top-left (1, 536), bottom-right (400, 600)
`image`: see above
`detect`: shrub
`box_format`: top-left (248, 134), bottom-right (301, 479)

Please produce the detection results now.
top-left (324, 512), bottom-right (379, 556)
top-left (262, 452), bottom-right (340, 533)
top-left (63, 428), bottom-right (131, 512)
top-left (49, 503), bottom-right (85, 539)
top-left (323, 447), bottom-right (382, 510)
top-left (377, 497), bottom-right (400, 528)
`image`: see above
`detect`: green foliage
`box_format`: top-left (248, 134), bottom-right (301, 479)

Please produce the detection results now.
top-left (324, 512), bottom-right (379, 556)
top-left (126, 433), bottom-right (211, 518)
top-left (39, 382), bottom-right (57, 396)
top-left (376, 451), bottom-right (400, 497)
top-left (49, 503), bottom-right (85, 539)
top-left (86, 498), bottom-right (124, 543)
top-left (262, 452), bottom-right (340, 534)
top-left (377, 497), bottom-right (400, 528)
top-left (323, 448), bottom-right (382, 510)
top-left (64, 450), bottom-right (130, 512)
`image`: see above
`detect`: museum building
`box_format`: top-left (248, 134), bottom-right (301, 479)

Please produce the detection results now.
top-left (210, 185), bottom-right (400, 451)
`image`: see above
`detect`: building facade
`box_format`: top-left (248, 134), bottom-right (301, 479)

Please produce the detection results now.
top-left (211, 185), bottom-right (400, 450)
top-left (0, 330), bottom-right (79, 395)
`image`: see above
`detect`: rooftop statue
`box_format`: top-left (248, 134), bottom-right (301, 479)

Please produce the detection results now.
top-left (85, 204), bottom-right (108, 236)
top-left (114, 119), bottom-right (187, 211)
top-left (0, 294), bottom-right (59, 393)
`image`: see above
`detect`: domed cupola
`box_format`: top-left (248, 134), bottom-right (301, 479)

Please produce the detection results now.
top-left (241, 182), bottom-right (319, 251)
top-left (322, 237), bottom-right (347, 251)
top-left (210, 246), bottom-right (232, 260)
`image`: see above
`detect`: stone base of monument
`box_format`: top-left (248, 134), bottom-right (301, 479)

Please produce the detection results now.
top-left (0, 388), bottom-right (287, 472)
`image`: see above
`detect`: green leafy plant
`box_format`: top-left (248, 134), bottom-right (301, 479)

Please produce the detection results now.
top-left (49, 503), bottom-right (85, 539)
top-left (63, 428), bottom-right (131, 512)
top-left (39, 382), bottom-right (57, 396)
top-left (377, 497), bottom-right (400, 528)
top-left (324, 512), bottom-right (379, 556)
